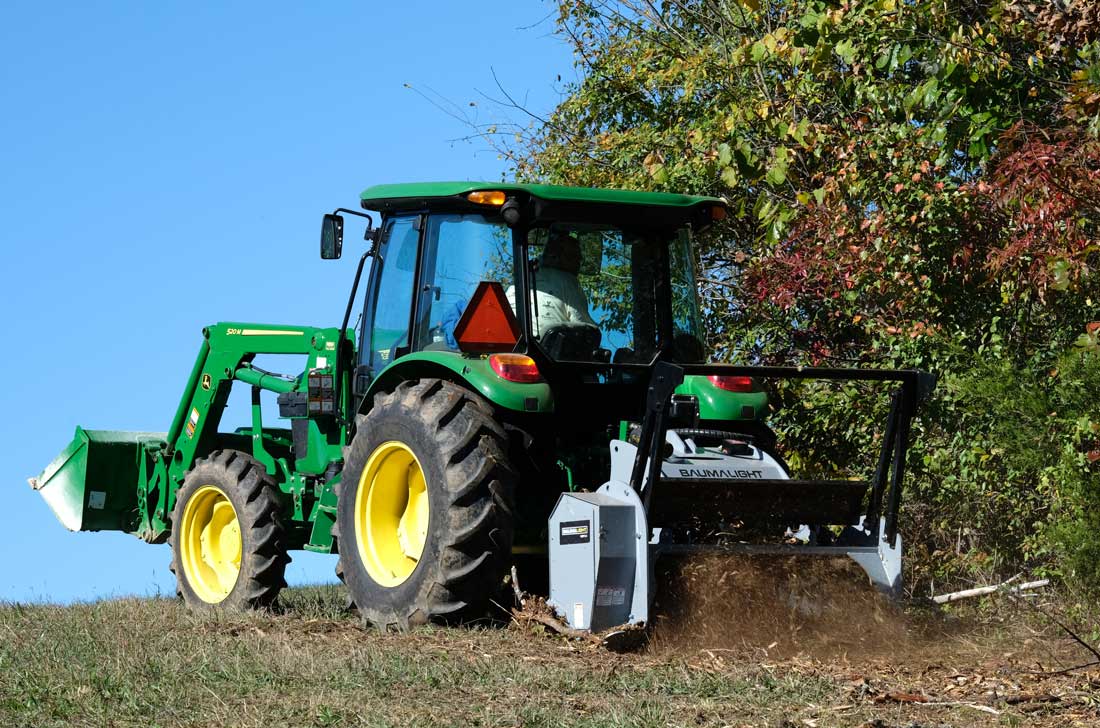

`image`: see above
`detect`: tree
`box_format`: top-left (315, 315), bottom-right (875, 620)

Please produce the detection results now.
top-left (507, 0), bottom-right (1100, 592)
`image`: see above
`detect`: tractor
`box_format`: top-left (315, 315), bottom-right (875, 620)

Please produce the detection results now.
top-left (32, 182), bottom-right (932, 631)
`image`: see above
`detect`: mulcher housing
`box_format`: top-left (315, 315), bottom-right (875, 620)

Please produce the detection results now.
top-left (33, 181), bottom-right (933, 627)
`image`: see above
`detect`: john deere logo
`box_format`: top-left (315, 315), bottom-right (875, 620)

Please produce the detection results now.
top-left (201, 374), bottom-right (212, 390)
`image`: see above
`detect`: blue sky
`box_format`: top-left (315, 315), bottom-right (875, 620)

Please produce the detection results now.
top-left (0, 2), bottom-right (572, 603)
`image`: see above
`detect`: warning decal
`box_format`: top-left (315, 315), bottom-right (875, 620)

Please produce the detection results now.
top-left (185, 407), bottom-right (200, 438)
top-left (595, 587), bottom-right (627, 607)
top-left (559, 519), bottom-right (590, 545)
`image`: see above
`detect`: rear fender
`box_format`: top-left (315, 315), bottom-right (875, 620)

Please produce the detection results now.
top-left (360, 351), bottom-right (553, 416)
top-left (677, 374), bottom-right (769, 422)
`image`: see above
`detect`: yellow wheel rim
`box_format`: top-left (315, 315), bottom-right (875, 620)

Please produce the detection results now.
top-left (354, 441), bottom-right (430, 587)
top-left (180, 485), bottom-right (242, 603)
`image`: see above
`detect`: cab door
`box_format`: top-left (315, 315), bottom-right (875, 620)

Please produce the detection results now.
top-left (358, 215), bottom-right (423, 378)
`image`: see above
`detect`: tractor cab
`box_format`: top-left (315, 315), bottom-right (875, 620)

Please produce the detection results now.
top-left (325, 182), bottom-right (751, 429)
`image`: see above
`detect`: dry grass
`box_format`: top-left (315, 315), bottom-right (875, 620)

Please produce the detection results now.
top-left (0, 582), bottom-right (1097, 727)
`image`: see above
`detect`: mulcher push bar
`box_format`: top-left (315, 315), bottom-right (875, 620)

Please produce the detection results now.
top-left (629, 362), bottom-right (936, 547)
top-left (629, 362), bottom-right (686, 514)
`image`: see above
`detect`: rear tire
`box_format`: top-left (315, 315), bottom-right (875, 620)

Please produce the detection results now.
top-left (169, 450), bottom-right (289, 610)
top-left (335, 379), bottom-right (516, 630)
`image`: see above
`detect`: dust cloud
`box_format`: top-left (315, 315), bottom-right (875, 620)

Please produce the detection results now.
top-left (647, 554), bottom-right (954, 661)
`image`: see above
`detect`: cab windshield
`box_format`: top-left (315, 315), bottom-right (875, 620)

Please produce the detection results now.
top-left (516, 224), bottom-right (705, 363)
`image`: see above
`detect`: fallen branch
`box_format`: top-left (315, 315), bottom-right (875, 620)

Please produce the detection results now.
top-left (1028, 659), bottom-right (1100, 676)
top-left (932, 578), bottom-right (1049, 604)
top-left (1006, 591), bottom-right (1100, 665)
top-left (921, 701), bottom-right (1001, 716)
top-left (878, 693), bottom-right (1001, 716)
top-left (512, 608), bottom-right (603, 645)
top-left (509, 565), bottom-right (525, 608)
top-left (1005, 693), bottom-right (1061, 705)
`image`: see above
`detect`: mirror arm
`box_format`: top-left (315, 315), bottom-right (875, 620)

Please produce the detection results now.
top-left (332, 208), bottom-right (376, 238)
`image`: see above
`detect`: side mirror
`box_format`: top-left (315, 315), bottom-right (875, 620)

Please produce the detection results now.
top-left (321, 214), bottom-right (344, 259)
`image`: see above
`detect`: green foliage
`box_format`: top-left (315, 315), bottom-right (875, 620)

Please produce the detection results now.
top-left (889, 344), bottom-right (1099, 594)
top-left (949, 348), bottom-right (1100, 590)
top-left (510, 0), bottom-right (1100, 593)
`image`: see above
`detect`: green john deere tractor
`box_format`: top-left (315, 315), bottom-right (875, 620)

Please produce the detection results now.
top-left (32, 182), bottom-right (931, 631)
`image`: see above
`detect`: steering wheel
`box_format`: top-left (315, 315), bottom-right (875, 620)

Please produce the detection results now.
top-left (386, 331), bottom-right (408, 366)
top-left (539, 323), bottom-right (602, 360)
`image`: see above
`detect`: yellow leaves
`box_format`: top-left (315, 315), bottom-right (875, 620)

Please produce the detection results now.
top-left (786, 118), bottom-right (813, 148)
top-left (792, 187), bottom-right (825, 209)
top-left (643, 150), bottom-right (669, 184)
top-left (724, 110), bottom-right (743, 132)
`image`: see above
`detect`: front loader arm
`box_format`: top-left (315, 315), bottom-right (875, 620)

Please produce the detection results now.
top-left (148, 322), bottom-right (352, 540)
top-left (32, 321), bottom-right (354, 543)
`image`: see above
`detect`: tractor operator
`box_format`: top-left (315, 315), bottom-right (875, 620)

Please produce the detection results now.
top-left (507, 230), bottom-right (597, 337)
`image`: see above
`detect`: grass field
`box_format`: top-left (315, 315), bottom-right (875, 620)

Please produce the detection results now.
top-left (1, 582), bottom-right (1097, 728)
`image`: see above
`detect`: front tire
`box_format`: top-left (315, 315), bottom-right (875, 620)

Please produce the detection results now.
top-left (335, 379), bottom-right (516, 630)
top-left (169, 450), bottom-right (289, 610)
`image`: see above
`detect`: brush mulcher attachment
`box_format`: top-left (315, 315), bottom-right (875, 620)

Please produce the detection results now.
top-left (548, 362), bottom-right (934, 632)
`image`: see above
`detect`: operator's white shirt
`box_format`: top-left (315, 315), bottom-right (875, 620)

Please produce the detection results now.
top-left (506, 266), bottom-right (596, 336)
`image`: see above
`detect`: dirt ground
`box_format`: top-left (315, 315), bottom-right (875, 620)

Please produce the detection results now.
top-left (641, 555), bottom-right (1100, 726)
top-left (2, 559), bottom-right (1098, 727)
top-left (529, 553), bottom-right (1100, 726)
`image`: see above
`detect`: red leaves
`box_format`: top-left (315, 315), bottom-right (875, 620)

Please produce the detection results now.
top-left (973, 124), bottom-right (1100, 298)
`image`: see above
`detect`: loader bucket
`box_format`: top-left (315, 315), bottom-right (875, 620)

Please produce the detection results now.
top-left (30, 427), bottom-right (167, 532)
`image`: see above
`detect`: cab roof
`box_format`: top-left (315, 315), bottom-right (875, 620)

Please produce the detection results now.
top-left (359, 181), bottom-right (727, 213)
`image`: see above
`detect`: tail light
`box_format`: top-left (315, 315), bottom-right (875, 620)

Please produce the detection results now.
top-left (489, 353), bottom-right (542, 383)
top-left (708, 374), bottom-right (754, 393)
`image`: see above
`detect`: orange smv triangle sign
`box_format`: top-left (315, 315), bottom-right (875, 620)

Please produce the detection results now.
top-left (453, 281), bottom-right (522, 353)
